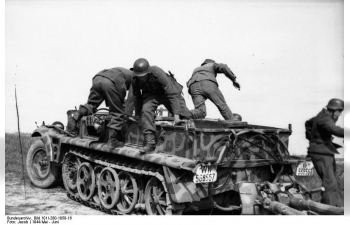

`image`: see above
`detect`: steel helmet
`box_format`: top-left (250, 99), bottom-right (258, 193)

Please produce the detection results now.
top-left (133, 58), bottom-right (150, 77)
top-left (201, 59), bottom-right (215, 66)
top-left (326, 98), bottom-right (344, 111)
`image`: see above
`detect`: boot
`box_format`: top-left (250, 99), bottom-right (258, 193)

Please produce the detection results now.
top-left (140, 133), bottom-right (156, 154)
top-left (107, 129), bottom-right (124, 149)
top-left (67, 106), bottom-right (89, 134)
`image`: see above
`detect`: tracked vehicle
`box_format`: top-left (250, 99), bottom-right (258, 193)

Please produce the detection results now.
top-left (26, 109), bottom-right (343, 215)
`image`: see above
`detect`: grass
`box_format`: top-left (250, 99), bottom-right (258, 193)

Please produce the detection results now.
top-left (5, 132), bottom-right (39, 183)
top-left (5, 132), bottom-right (344, 204)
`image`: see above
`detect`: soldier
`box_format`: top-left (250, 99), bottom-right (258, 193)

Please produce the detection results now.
top-left (67, 67), bottom-right (134, 148)
top-left (305, 98), bottom-right (344, 207)
top-left (132, 58), bottom-right (192, 154)
top-left (187, 59), bottom-right (241, 120)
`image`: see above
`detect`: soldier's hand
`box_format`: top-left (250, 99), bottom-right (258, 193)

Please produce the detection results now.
top-left (128, 116), bottom-right (137, 122)
top-left (124, 114), bottom-right (138, 122)
top-left (173, 115), bottom-right (184, 126)
top-left (233, 80), bottom-right (240, 90)
top-left (93, 123), bottom-right (101, 130)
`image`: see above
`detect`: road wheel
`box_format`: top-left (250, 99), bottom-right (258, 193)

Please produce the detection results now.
top-left (77, 162), bottom-right (96, 201)
top-left (26, 139), bottom-right (61, 188)
top-left (98, 167), bottom-right (120, 210)
top-left (62, 153), bottom-right (81, 195)
top-left (116, 172), bottom-right (139, 213)
top-left (144, 177), bottom-right (169, 215)
top-left (92, 165), bottom-right (104, 205)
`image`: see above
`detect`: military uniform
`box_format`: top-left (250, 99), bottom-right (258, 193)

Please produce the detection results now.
top-left (305, 108), bottom-right (344, 207)
top-left (67, 67), bottom-right (134, 148)
top-left (187, 60), bottom-right (239, 120)
top-left (133, 66), bottom-right (191, 134)
top-left (84, 67), bottom-right (134, 131)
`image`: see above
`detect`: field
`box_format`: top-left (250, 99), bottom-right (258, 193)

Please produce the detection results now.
top-left (5, 132), bottom-right (344, 214)
top-left (5, 132), bottom-right (34, 183)
top-left (5, 132), bottom-right (106, 215)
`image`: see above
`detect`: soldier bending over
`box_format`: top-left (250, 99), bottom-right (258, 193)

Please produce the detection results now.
top-left (67, 67), bottom-right (134, 148)
top-left (132, 58), bottom-right (193, 154)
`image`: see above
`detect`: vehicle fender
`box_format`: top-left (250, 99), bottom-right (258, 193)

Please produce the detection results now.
top-left (162, 167), bottom-right (201, 203)
top-left (31, 126), bottom-right (54, 161)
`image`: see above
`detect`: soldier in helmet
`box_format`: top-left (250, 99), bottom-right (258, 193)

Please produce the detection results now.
top-left (132, 58), bottom-right (193, 154)
top-left (187, 59), bottom-right (241, 120)
top-left (305, 98), bottom-right (344, 207)
top-left (67, 67), bottom-right (134, 149)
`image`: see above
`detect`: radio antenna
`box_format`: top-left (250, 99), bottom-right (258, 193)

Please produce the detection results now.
top-left (15, 85), bottom-right (27, 200)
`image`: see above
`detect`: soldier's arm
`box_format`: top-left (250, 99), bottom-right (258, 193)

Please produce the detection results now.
top-left (215, 63), bottom-right (240, 90)
top-left (321, 118), bottom-right (344, 138)
top-left (214, 63), bottom-right (237, 82)
top-left (154, 67), bottom-right (181, 115)
top-left (132, 80), bottom-right (142, 117)
top-left (305, 117), bottom-right (314, 140)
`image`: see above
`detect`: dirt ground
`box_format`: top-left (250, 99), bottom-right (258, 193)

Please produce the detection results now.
top-left (5, 173), bottom-right (106, 215)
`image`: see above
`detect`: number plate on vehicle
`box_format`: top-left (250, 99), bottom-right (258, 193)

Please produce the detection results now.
top-left (193, 165), bottom-right (217, 183)
top-left (296, 161), bottom-right (314, 176)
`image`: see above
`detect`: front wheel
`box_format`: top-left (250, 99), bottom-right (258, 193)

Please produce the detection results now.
top-left (26, 139), bottom-right (61, 188)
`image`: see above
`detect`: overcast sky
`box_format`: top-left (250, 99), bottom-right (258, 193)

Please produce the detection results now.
top-left (5, 0), bottom-right (345, 157)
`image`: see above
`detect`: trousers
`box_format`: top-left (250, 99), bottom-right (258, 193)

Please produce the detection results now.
top-left (308, 153), bottom-right (343, 207)
top-left (85, 76), bottom-right (125, 130)
top-left (189, 80), bottom-right (233, 120)
top-left (141, 92), bottom-right (191, 134)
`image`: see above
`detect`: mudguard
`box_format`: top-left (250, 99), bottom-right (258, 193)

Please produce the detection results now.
top-left (31, 126), bottom-right (54, 162)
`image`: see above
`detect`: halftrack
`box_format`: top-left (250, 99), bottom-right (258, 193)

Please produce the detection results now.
top-left (26, 109), bottom-right (343, 215)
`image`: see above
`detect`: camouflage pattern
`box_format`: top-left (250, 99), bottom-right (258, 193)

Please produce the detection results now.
top-left (32, 125), bottom-right (197, 172)
top-left (29, 112), bottom-right (346, 215)
top-left (123, 119), bottom-right (292, 163)
top-left (33, 116), bottom-right (292, 170)
top-left (31, 114), bottom-right (294, 205)
top-left (163, 166), bottom-right (272, 204)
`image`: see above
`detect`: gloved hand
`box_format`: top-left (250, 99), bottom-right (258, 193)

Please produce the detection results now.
top-left (93, 123), bottom-right (104, 135)
top-left (173, 114), bottom-right (184, 126)
top-left (128, 116), bottom-right (137, 122)
top-left (233, 80), bottom-right (240, 90)
top-left (123, 114), bottom-right (138, 122)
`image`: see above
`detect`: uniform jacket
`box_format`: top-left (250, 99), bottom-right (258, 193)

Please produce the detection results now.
top-left (94, 67), bottom-right (133, 90)
top-left (186, 63), bottom-right (236, 87)
top-left (93, 67), bottom-right (134, 115)
top-left (305, 108), bottom-right (344, 155)
top-left (132, 66), bottom-right (183, 116)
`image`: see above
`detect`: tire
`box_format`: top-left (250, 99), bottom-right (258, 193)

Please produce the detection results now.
top-left (26, 139), bottom-right (61, 188)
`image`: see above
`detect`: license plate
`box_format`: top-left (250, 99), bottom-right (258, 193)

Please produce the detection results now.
top-left (296, 161), bottom-right (314, 176)
top-left (193, 165), bottom-right (217, 183)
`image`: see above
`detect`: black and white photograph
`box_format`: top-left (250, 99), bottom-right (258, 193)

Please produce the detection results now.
top-left (3, 0), bottom-right (349, 222)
